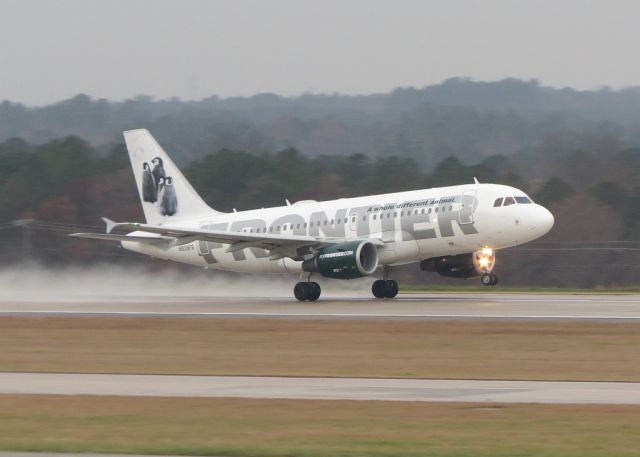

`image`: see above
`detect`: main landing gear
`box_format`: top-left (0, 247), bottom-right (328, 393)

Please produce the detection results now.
top-left (372, 279), bottom-right (399, 299)
top-left (481, 273), bottom-right (499, 286)
top-left (294, 281), bottom-right (321, 301)
top-left (372, 265), bottom-right (399, 299)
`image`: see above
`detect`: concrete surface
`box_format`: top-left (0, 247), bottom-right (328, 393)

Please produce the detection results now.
top-left (1, 372), bottom-right (639, 404)
top-left (0, 293), bottom-right (639, 321)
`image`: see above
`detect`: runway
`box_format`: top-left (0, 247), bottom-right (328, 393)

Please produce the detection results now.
top-left (0, 293), bottom-right (639, 321)
top-left (1, 372), bottom-right (639, 404)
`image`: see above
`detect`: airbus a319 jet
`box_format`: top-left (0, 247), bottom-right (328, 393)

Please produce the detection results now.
top-left (71, 129), bottom-right (554, 301)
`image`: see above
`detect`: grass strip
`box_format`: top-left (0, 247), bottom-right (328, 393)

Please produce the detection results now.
top-left (1, 395), bottom-right (639, 457)
top-left (1, 317), bottom-right (640, 381)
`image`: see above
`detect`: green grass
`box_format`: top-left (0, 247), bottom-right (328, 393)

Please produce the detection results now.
top-left (1, 395), bottom-right (640, 457)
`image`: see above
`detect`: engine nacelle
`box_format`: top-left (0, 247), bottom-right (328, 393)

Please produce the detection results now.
top-left (420, 248), bottom-right (495, 278)
top-left (302, 240), bottom-right (379, 279)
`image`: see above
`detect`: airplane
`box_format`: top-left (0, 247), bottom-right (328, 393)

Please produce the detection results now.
top-left (71, 129), bottom-right (554, 301)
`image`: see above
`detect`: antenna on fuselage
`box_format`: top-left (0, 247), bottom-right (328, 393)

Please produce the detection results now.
top-left (285, 199), bottom-right (291, 206)
top-left (473, 177), bottom-right (480, 184)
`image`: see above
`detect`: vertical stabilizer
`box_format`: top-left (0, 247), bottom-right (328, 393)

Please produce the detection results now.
top-left (123, 129), bottom-right (220, 224)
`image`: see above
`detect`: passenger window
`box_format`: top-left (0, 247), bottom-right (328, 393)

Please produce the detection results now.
top-left (363, 215), bottom-right (366, 221)
top-left (324, 220), bottom-right (328, 226)
top-left (428, 208), bottom-right (432, 214)
top-left (331, 219), bottom-right (334, 225)
top-left (296, 224), bottom-right (300, 229)
top-left (373, 214), bottom-right (377, 220)
top-left (504, 197), bottom-right (516, 206)
top-left (494, 198), bottom-right (503, 207)
top-left (421, 208), bottom-right (425, 214)
top-left (435, 207), bottom-right (438, 213)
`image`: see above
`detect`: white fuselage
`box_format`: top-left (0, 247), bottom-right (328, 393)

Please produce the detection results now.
top-left (123, 183), bottom-right (554, 274)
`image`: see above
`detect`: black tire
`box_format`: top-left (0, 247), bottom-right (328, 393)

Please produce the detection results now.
top-left (481, 273), bottom-right (493, 286)
top-left (308, 282), bottom-right (321, 301)
top-left (490, 273), bottom-right (499, 286)
top-left (385, 280), bottom-right (399, 298)
top-left (372, 279), bottom-right (388, 299)
top-left (294, 282), bottom-right (309, 301)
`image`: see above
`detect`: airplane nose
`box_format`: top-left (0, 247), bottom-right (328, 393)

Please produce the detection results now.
top-left (529, 204), bottom-right (554, 234)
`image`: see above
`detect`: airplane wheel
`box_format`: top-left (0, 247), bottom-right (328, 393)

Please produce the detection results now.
top-left (385, 280), bottom-right (399, 298)
top-left (481, 273), bottom-right (498, 286)
top-left (372, 279), bottom-right (388, 299)
top-left (308, 282), bottom-right (321, 301)
top-left (294, 282), bottom-right (321, 301)
top-left (294, 282), bottom-right (309, 301)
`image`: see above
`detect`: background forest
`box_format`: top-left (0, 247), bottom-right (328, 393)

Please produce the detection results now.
top-left (1, 78), bottom-right (639, 287)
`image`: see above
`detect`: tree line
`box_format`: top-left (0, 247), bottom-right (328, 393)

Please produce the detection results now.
top-left (2, 79), bottom-right (640, 169)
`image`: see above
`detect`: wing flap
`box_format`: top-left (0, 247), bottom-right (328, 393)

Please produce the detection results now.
top-left (69, 233), bottom-right (172, 244)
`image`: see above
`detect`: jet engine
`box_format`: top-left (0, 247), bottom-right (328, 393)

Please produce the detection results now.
top-left (420, 248), bottom-right (495, 278)
top-left (302, 240), bottom-right (379, 279)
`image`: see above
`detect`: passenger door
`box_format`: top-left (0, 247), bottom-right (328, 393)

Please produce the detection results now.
top-left (349, 211), bottom-right (358, 232)
top-left (459, 190), bottom-right (476, 225)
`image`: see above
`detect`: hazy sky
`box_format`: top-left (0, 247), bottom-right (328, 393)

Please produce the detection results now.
top-left (1, 0), bottom-right (638, 105)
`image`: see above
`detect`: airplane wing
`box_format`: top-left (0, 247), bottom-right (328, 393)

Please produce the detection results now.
top-left (69, 218), bottom-right (381, 260)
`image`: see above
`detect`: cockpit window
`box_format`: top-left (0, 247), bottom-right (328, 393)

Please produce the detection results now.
top-left (493, 198), bottom-right (503, 207)
top-left (503, 197), bottom-right (516, 206)
top-left (515, 196), bottom-right (532, 204)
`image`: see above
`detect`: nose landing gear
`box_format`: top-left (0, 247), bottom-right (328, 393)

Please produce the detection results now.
top-left (294, 281), bottom-right (321, 301)
top-left (481, 273), bottom-right (499, 286)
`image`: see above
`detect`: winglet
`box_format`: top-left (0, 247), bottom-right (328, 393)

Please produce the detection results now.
top-left (102, 217), bottom-right (116, 234)
top-left (473, 177), bottom-right (480, 184)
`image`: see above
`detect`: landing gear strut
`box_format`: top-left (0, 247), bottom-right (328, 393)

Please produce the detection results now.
top-left (481, 273), bottom-right (498, 286)
top-left (294, 281), bottom-right (321, 301)
top-left (372, 279), bottom-right (399, 299)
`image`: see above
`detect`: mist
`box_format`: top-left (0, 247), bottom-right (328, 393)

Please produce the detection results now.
top-left (0, 264), bottom-right (374, 302)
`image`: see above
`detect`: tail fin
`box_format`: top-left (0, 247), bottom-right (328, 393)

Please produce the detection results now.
top-left (123, 129), bottom-right (221, 224)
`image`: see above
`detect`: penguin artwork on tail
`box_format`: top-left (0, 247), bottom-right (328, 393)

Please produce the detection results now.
top-left (141, 162), bottom-right (157, 202)
top-left (151, 157), bottom-right (165, 184)
top-left (156, 177), bottom-right (165, 207)
top-left (123, 130), bottom-right (213, 224)
top-left (160, 176), bottom-right (178, 216)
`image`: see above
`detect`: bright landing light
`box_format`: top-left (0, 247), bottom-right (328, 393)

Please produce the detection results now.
top-left (475, 246), bottom-right (495, 273)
